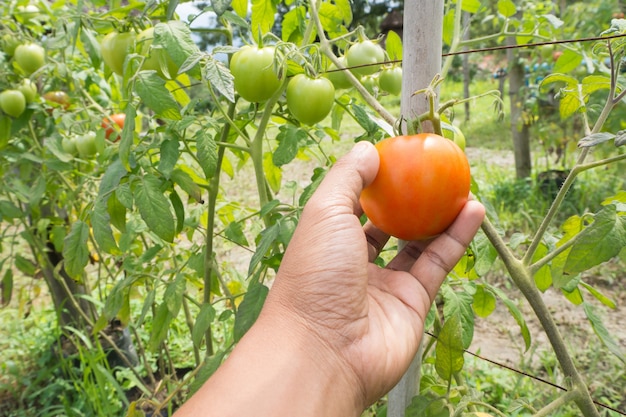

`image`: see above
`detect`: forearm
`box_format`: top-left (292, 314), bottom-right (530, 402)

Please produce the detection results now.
top-left (173, 307), bottom-right (363, 417)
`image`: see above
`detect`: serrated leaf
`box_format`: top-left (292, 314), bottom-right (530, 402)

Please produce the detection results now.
top-left (205, 57), bottom-right (235, 102)
top-left (472, 285), bottom-right (496, 318)
top-left (578, 132), bottom-right (615, 148)
top-left (565, 205), bottom-right (626, 274)
top-left (472, 230), bottom-right (498, 276)
top-left (442, 286), bottom-right (474, 348)
top-left (63, 221), bottom-right (90, 279)
top-left (616, 131), bottom-right (626, 147)
top-left (211, 0), bottom-right (230, 16)
top-left (15, 255), bottom-right (36, 276)
top-left (251, 0), bottom-right (277, 43)
top-left (581, 75), bottom-right (612, 96)
top-left (583, 303), bottom-right (626, 364)
top-left (134, 174), bottom-right (176, 243)
top-left (273, 125), bottom-right (306, 166)
top-left (107, 192), bottom-right (127, 233)
top-left (385, 30), bottom-right (402, 61)
top-left (233, 280), bottom-right (268, 342)
top-left (232, 0), bottom-right (248, 18)
top-left (282, 5), bottom-right (307, 44)
top-left (435, 314), bottom-right (465, 381)
top-left (196, 130), bottom-right (218, 179)
top-left (156, 21), bottom-right (201, 78)
top-left (224, 221), bottom-right (249, 246)
top-left (192, 303), bottom-right (216, 348)
top-left (351, 104), bottom-right (377, 134)
top-left (461, 0), bottom-right (481, 13)
top-left (92, 201), bottom-right (119, 255)
top-left (559, 92), bottom-right (582, 119)
top-left (539, 14), bottom-right (564, 29)
top-left (171, 169), bottom-right (203, 203)
top-left (135, 72), bottom-right (182, 120)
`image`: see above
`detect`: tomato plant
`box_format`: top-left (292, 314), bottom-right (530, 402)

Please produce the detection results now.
top-left (61, 136), bottom-right (78, 155)
top-left (230, 45), bottom-right (281, 102)
top-left (14, 43), bottom-right (45, 75)
top-left (346, 40), bottom-right (385, 76)
top-left (101, 31), bottom-right (136, 76)
top-left (101, 113), bottom-right (125, 141)
top-left (136, 27), bottom-right (179, 78)
top-left (360, 133), bottom-right (470, 240)
top-left (379, 66), bottom-right (402, 96)
top-left (286, 74), bottom-right (335, 125)
top-left (0, 89), bottom-right (26, 118)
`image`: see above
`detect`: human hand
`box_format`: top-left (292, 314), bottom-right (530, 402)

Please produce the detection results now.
top-left (175, 141), bottom-right (485, 417)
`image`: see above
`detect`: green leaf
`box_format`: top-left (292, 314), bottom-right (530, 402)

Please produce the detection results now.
top-left (385, 30), bottom-right (402, 61)
top-left (561, 286), bottom-right (583, 305)
top-left (334, 0), bottom-right (352, 25)
top-left (134, 174), bottom-right (176, 243)
top-left (0, 200), bottom-right (23, 219)
top-left (234, 279), bottom-right (269, 342)
top-left (15, 255), bottom-right (37, 276)
top-left (192, 303), bottom-right (216, 348)
top-left (565, 205), bottom-right (626, 275)
top-left (497, 0), bottom-right (516, 18)
top-left (578, 132), bottom-right (615, 148)
top-left (156, 21), bottom-right (201, 78)
top-left (159, 139), bottom-right (180, 176)
top-left (553, 49), bottom-right (583, 74)
top-left (435, 314), bottom-right (465, 381)
top-left (443, 9), bottom-right (455, 46)
top-left (171, 168), bottom-right (203, 203)
top-left (472, 230), bottom-right (498, 276)
top-left (63, 221), bottom-right (90, 279)
top-left (135, 71), bottom-right (182, 120)
top-left (532, 243), bottom-right (552, 291)
top-left (232, 0), bottom-right (248, 18)
top-left (92, 201), bottom-right (119, 255)
top-left (442, 286), bottom-right (474, 348)
top-left (273, 125), bottom-right (306, 166)
top-left (164, 274), bottom-right (186, 316)
top-left (205, 57), bottom-right (235, 102)
top-left (211, 0), bottom-right (230, 16)
top-left (581, 75), bottom-right (612, 96)
top-left (281, 5), bottom-right (307, 44)
top-left (108, 192), bottom-right (127, 232)
top-left (351, 104), bottom-right (378, 135)
top-left (1, 269), bottom-right (13, 306)
top-left (224, 221), bottom-right (249, 247)
top-left (248, 223), bottom-right (280, 276)
top-left (250, 0), bottom-right (277, 43)
top-left (583, 303), bottom-right (626, 364)
top-left (461, 0), bottom-right (481, 13)
top-left (148, 302), bottom-right (173, 351)
top-left (581, 282), bottom-right (616, 309)
top-left (472, 285), bottom-right (496, 318)
top-left (263, 151), bottom-right (282, 194)
top-left (170, 190), bottom-right (185, 235)
top-left (196, 130), bottom-right (218, 179)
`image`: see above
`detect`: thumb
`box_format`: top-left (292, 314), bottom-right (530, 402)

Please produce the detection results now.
top-left (307, 141), bottom-right (380, 215)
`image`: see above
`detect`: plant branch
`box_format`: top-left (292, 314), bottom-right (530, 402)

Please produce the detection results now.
top-left (533, 390), bottom-right (579, 417)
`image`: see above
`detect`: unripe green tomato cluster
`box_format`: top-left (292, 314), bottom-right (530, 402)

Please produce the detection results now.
top-left (63, 132), bottom-right (100, 159)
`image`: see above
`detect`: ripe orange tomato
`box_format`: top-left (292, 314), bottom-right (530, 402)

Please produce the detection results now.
top-left (101, 113), bottom-right (125, 141)
top-left (360, 133), bottom-right (471, 240)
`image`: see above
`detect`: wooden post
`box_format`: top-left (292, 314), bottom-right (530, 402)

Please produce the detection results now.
top-left (388, 1), bottom-right (444, 416)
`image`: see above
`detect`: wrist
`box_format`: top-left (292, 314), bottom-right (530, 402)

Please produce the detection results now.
top-left (176, 304), bottom-right (364, 417)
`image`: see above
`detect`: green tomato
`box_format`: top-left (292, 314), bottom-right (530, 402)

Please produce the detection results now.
top-left (14, 43), bottom-right (45, 75)
top-left (136, 27), bottom-right (179, 78)
top-left (18, 79), bottom-right (38, 103)
top-left (325, 57), bottom-right (354, 90)
top-left (346, 40), bottom-right (385, 76)
top-left (75, 131), bottom-right (98, 158)
top-left (101, 31), bottom-right (136, 76)
top-left (286, 74), bottom-right (335, 125)
top-left (379, 66), bottom-right (402, 96)
top-left (361, 74), bottom-right (379, 95)
top-left (0, 90), bottom-right (27, 118)
top-left (1, 34), bottom-right (20, 56)
top-left (230, 46), bottom-right (281, 102)
top-left (61, 136), bottom-right (78, 155)
top-left (442, 123), bottom-right (466, 151)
